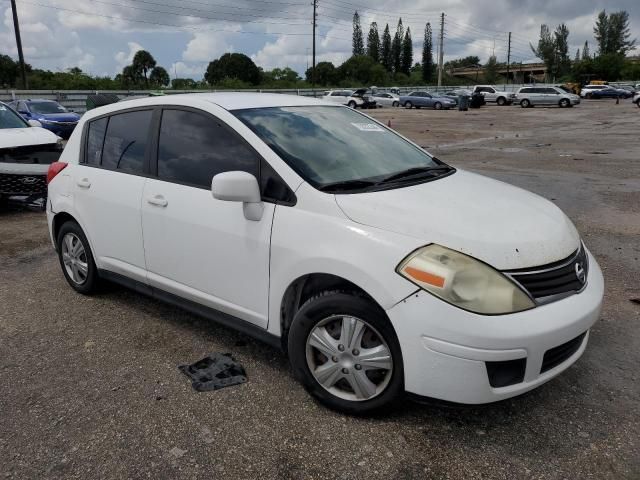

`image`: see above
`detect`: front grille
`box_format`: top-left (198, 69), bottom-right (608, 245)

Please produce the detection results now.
top-left (541, 332), bottom-right (586, 373)
top-left (506, 246), bottom-right (589, 301)
top-left (0, 173), bottom-right (47, 195)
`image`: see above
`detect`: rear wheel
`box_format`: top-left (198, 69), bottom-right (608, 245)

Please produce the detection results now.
top-left (288, 291), bottom-right (403, 414)
top-left (434, 102), bottom-right (443, 110)
top-left (559, 98), bottom-right (570, 108)
top-left (497, 97), bottom-right (506, 106)
top-left (520, 99), bottom-right (531, 108)
top-left (404, 101), bottom-right (413, 109)
top-left (56, 221), bottom-right (99, 294)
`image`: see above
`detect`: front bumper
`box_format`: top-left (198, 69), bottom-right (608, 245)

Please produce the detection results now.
top-left (387, 250), bottom-right (604, 404)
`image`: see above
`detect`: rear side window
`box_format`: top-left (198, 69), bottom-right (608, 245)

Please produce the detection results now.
top-left (520, 88), bottom-right (533, 94)
top-left (101, 110), bottom-right (152, 174)
top-left (157, 109), bottom-right (259, 188)
top-left (85, 117), bottom-right (108, 165)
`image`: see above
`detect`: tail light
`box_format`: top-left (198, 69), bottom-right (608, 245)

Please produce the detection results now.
top-left (47, 162), bottom-right (68, 185)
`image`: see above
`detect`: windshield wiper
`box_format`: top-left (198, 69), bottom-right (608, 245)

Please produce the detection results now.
top-left (377, 165), bottom-right (453, 184)
top-left (318, 179), bottom-right (378, 192)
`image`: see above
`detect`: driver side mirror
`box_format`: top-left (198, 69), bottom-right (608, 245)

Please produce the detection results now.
top-left (28, 119), bottom-right (42, 127)
top-left (211, 171), bottom-right (264, 221)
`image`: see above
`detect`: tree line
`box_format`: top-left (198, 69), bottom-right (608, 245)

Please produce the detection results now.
top-left (531, 10), bottom-right (638, 82)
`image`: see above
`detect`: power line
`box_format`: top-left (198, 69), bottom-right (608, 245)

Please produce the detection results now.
top-left (10, 0), bottom-right (350, 38)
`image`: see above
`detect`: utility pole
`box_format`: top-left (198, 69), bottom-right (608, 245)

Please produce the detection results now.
top-left (311, 0), bottom-right (317, 93)
top-left (506, 32), bottom-right (512, 84)
top-left (10, 0), bottom-right (28, 89)
top-left (437, 12), bottom-right (444, 87)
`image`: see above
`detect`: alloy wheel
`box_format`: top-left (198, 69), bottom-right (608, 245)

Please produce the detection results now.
top-left (61, 233), bottom-right (88, 285)
top-left (305, 315), bottom-right (393, 401)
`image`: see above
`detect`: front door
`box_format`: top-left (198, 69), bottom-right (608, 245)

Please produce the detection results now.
top-left (140, 107), bottom-right (274, 328)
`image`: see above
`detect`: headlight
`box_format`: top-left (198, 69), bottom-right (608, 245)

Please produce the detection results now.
top-left (397, 244), bottom-right (535, 314)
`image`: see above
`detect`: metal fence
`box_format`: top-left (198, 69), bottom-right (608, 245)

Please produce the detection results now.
top-left (0, 84), bottom-right (554, 114)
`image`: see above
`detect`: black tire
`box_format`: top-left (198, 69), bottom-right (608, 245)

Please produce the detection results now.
top-left (434, 102), bottom-right (443, 110)
top-left (559, 98), bottom-right (570, 108)
top-left (404, 101), bottom-right (413, 109)
top-left (288, 291), bottom-right (404, 415)
top-left (636, 100), bottom-right (640, 108)
top-left (520, 99), bottom-right (531, 108)
top-left (497, 97), bottom-right (506, 106)
top-left (392, 101), bottom-right (399, 107)
top-left (56, 221), bottom-right (99, 294)
top-left (347, 101), bottom-right (357, 108)
top-left (586, 93), bottom-right (593, 99)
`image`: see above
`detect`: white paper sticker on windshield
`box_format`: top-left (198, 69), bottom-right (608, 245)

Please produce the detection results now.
top-left (0, 105), bottom-right (6, 111)
top-left (351, 122), bottom-right (384, 132)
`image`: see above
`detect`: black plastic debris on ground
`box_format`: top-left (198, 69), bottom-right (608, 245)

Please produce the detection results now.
top-left (178, 353), bottom-right (247, 392)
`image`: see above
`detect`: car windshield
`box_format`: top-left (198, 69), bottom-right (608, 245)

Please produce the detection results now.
top-left (0, 104), bottom-right (28, 129)
top-left (28, 101), bottom-right (67, 114)
top-left (234, 106), bottom-right (446, 191)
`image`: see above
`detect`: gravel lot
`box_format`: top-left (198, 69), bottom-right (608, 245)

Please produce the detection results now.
top-left (1, 99), bottom-right (639, 479)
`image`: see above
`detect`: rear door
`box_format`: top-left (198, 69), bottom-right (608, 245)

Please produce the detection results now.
top-left (72, 108), bottom-right (153, 283)
top-left (140, 107), bottom-right (275, 328)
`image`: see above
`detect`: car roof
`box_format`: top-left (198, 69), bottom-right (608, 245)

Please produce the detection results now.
top-left (82, 92), bottom-right (335, 118)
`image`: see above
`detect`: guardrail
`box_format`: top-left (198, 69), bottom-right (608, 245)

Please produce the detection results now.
top-left (1, 84), bottom-right (557, 113)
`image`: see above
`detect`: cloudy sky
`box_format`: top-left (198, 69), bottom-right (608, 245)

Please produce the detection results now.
top-left (1, 0), bottom-right (638, 80)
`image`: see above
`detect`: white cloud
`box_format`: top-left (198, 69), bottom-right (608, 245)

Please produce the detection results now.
top-left (182, 30), bottom-right (237, 62)
top-left (114, 41), bottom-right (144, 73)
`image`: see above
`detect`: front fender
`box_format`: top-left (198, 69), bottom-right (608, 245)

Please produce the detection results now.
top-left (267, 185), bottom-right (421, 336)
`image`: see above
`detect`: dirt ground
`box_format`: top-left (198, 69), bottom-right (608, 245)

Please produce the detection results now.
top-left (1, 99), bottom-right (639, 479)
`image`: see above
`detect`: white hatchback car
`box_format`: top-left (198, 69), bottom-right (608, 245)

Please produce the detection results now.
top-left (46, 93), bottom-right (603, 414)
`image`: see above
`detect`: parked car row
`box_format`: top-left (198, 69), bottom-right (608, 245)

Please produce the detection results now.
top-left (580, 84), bottom-right (634, 99)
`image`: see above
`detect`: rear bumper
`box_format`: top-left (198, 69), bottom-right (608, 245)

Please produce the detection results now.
top-left (387, 250), bottom-right (604, 404)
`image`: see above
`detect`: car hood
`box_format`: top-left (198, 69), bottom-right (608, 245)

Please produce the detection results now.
top-left (0, 127), bottom-right (59, 149)
top-left (334, 170), bottom-right (580, 270)
top-left (35, 112), bottom-right (80, 122)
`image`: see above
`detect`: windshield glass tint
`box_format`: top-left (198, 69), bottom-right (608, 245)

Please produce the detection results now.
top-left (28, 102), bottom-right (67, 114)
top-left (0, 104), bottom-right (27, 129)
top-left (234, 106), bottom-right (439, 187)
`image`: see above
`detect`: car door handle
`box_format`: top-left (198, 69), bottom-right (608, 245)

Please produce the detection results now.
top-left (76, 178), bottom-right (91, 188)
top-left (147, 195), bottom-right (168, 207)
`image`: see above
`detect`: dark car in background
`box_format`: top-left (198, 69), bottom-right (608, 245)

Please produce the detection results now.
top-left (8, 99), bottom-right (81, 139)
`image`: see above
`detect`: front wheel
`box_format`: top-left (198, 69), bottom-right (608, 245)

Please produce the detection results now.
top-left (497, 97), bottom-right (506, 106)
top-left (434, 102), bottom-right (443, 110)
top-left (347, 101), bottom-right (357, 108)
top-left (56, 221), bottom-right (100, 294)
top-left (288, 291), bottom-right (403, 414)
top-left (559, 98), bottom-right (570, 108)
top-left (636, 100), bottom-right (640, 108)
top-left (392, 101), bottom-right (399, 107)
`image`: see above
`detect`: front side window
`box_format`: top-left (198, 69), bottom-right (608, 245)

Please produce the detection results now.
top-left (157, 109), bottom-right (259, 188)
top-left (101, 110), bottom-right (152, 174)
top-left (85, 117), bottom-right (108, 165)
top-left (234, 106), bottom-right (448, 192)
